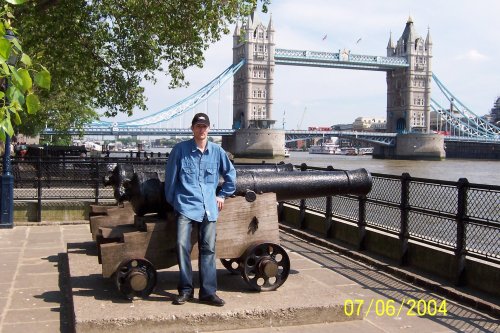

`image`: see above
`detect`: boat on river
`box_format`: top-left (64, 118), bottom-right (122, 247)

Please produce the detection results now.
top-left (339, 147), bottom-right (358, 155)
top-left (358, 147), bottom-right (374, 155)
top-left (308, 142), bottom-right (341, 155)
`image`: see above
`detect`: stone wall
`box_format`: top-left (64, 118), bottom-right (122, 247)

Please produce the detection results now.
top-left (374, 133), bottom-right (445, 160)
top-left (445, 141), bottom-right (500, 159)
top-left (222, 128), bottom-right (285, 158)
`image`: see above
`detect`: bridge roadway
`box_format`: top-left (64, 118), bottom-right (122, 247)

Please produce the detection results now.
top-left (42, 125), bottom-right (500, 147)
top-left (0, 222), bottom-right (498, 333)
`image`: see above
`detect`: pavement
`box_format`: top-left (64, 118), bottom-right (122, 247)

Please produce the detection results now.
top-left (0, 222), bottom-right (498, 333)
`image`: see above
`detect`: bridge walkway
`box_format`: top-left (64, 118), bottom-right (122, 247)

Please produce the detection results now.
top-left (0, 223), bottom-right (498, 333)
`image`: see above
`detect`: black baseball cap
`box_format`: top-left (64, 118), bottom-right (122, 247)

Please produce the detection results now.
top-left (192, 113), bottom-right (210, 127)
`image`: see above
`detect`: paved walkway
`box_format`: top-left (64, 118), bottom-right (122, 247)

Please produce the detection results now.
top-left (0, 224), bottom-right (498, 333)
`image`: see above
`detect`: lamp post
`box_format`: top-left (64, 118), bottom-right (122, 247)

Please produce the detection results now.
top-left (0, 30), bottom-right (20, 228)
top-left (0, 133), bottom-right (14, 228)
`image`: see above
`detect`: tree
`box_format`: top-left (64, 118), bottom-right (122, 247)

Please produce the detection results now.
top-left (0, 1), bottom-right (50, 143)
top-left (12, 0), bottom-right (270, 136)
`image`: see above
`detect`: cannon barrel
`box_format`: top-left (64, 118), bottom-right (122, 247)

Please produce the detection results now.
top-left (103, 163), bottom-right (296, 203)
top-left (123, 171), bottom-right (169, 216)
top-left (233, 168), bottom-right (372, 201)
top-left (103, 163), bottom-right (372, 216)
top-left (233, 163), bottom-right (294, 174)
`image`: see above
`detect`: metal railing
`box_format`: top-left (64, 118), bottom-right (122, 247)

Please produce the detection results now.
top-left (281, 164), bottom-right (500, 285)
top-left (5, 155), bottom-right (168, 221)
top-left (5, 157), bottom-right (499, 278)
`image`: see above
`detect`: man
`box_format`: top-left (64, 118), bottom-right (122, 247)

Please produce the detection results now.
top-left (164, 112), bottom-right (236, 307)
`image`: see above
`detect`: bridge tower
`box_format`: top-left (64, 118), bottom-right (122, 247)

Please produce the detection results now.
top-left (223, 12), bottom-right (285, 158)
top-left (378, 17), bottom-right (444, 160)
top-left (232, 12), bottom-right (276, 129)
top-left (386, 17), bottom-right (432, 133)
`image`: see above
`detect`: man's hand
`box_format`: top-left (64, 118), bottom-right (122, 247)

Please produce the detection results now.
top-left (216, 197), bottom-right (225, 211)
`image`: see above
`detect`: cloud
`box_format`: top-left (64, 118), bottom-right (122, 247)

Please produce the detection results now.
top-left (456, 49), bottom-right (488, 61)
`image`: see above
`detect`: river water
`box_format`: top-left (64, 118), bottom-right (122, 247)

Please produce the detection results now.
top-left (236, 151), bottom-right (500, 186)
top-left (146, 147), bottom-right (499, 186)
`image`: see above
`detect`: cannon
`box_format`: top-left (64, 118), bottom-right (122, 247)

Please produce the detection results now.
top-left (233, 169), bottom-right (372, 202)
top-left (106, 163), bottom-right (370, 216)
top-left (92, 164), bottom-right (372, 300)
top-left (90, 163), bottom-right (298, 241)
top-left (102, 163), bottom-right (296, 216)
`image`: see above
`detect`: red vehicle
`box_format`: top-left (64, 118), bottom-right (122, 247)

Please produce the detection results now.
top-left (15, 144), bottom-right (28, 157)
top-left (308, 126), bottom-right (332, 131)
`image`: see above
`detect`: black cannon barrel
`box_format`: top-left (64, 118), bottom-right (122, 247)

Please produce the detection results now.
top-left (123, 171), bottom-right (172, 216)
top-left (233, 169), bottom-right (372, 201)
top-left (103, 162), bottom-right (298, 212)
top-left (104, 163), bottom-right (372, 216)
top-left (234, 163), bottom-right (295, 174)
top-left (104, 163), bottom-right (296, 201)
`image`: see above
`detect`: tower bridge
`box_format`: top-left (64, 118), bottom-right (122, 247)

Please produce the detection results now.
top-left (44, 13), bottom-right (500, 159)
top-left (274, 48), bottom-right (409, 71)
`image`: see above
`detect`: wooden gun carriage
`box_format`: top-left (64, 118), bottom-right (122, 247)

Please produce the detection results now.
top-left (91, 164), bottom-right (372, 300)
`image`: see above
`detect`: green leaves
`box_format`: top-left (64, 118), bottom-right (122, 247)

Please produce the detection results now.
top-left (0, 112), bottom-right (14, 139)
top-left (0, 5), bottom-right (51, 140)
top-left (5, 0), bottom-right (267, 135)
top-left (26, 93), bottom-right (40, 114)
top-left (34, 67), bottom-right (50, 90)
top-left (6, 84), bottom-right (25, 106)
top-left (0, 38), bottom-right (11, 61)
top-left (14, 68), bottom-right (32, 92)
top-left (20, 53), bottom-right (31, 66)
top-left (5, 0), bottom-right (29, 5)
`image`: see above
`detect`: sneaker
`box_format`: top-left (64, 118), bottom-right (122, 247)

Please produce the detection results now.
top-left (199, 294), bottom-right (225, 307)
top-left (173, 292), bottom-right (194, 305)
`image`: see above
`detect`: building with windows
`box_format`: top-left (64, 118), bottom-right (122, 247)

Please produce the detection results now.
top-left (352, 117), bottom-right (387, 132)
top-left (232, 12), bottom-right (275, 129)
top-left (386, 17), bottom-right (432, 133)
top-left (489, 96), bottom-right (500, 126)
top-left (222, 12), bottom-right (284, 158)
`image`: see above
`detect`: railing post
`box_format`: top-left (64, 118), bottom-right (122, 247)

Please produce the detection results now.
top-left (455, 177), bottom-right (468, 286)
top-left (299, 199), bottom-right (306, 229)
top-left (325, 165), bottom-right (334, 238)
top-left (325, 196), bottom-right (333, 238)
top-left (45, 156), bottom-right (51, 188)
top-left (357, 195), bottom-right (367, 250)
top-left (399, 173), bottom-right (411, 265)
top-left (36, 155), bottom-right (42, 222)
top-left (94, 158), bottom-right (100, 204)
top-left (299, 163), bottom-right (307, 229)
top-left (277, 201), bottom-right (284, 222)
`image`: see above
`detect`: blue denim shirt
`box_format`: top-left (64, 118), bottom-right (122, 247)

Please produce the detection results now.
top-left (164, 139), bottom-right (236, 222)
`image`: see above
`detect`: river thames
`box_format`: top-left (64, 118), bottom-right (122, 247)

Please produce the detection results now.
top-left (144, 147), bottom-right (499, 185)
top-left (235, 151), bottom-right (500, 186)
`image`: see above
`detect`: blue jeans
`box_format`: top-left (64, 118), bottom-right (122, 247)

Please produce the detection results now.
top-left (176, 213), bottom-right (217, 298)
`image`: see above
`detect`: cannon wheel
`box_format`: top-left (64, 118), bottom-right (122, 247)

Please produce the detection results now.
top-left (113, 258), bottom-right (157, 300)
top-left (220, 258), bottom-right (241, 275)
top-left (240, 242), bottom-right (290, 291)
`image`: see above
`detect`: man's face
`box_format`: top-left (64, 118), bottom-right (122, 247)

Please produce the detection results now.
top-left (192, 123), bottom-right (210, 141)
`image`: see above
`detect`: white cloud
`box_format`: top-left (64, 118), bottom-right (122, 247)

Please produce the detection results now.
top-left (456, 49), bottom-right (488, 61)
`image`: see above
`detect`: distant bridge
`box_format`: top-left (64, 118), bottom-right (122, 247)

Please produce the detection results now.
top-left (42, 46), bottom-right (500, 145)
top-left (42, 125), bottom-right (498, 147)
top-left (274, 48), bottom-right (409, 71)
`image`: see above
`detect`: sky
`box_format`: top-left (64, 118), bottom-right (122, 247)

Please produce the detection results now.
top-left (106, 0), bottom-right (500, 131)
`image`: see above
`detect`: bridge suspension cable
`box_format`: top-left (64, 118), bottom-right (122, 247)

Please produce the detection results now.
top-left (431, 74), bottom-right (500, 138)
top-left (94, 59), bottom-right (245, 128)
